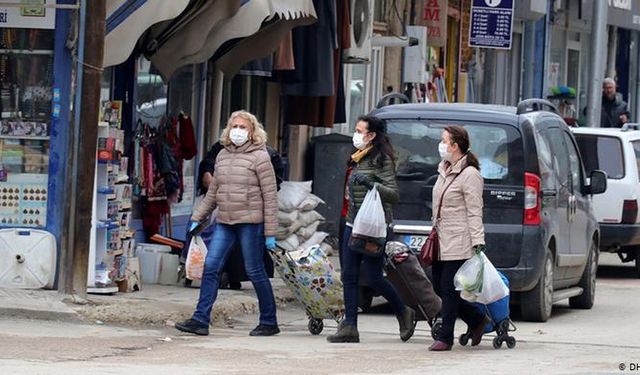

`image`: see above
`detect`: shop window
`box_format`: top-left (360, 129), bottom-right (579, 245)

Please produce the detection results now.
top-left (0, 28), bottom-right (54, 228)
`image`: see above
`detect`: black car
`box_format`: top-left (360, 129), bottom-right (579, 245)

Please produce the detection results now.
top-left (368, 99), bottom-right (607, 322)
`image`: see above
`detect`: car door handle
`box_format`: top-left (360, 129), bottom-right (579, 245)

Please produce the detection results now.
top-left (542, 190), bottom-right (557, 198)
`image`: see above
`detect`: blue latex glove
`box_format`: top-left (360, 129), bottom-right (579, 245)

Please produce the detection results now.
top-left (265, 236), bottom-right (277, 251)
top-left (188, 221), bottom-right (199, 233)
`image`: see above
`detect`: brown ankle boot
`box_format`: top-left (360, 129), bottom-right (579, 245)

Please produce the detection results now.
top-left (396, 307), bottom-right (416, 342)
top-left (327, 323), bottom-right (360, 343)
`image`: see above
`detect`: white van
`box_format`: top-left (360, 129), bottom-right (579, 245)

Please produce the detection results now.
top-left (572, 126), bottom-right (640, 278)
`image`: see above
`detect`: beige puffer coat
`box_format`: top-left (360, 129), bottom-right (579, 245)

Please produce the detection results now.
top-left (431, 155), bottom-right (485, 261)
top-left (191, 141), bottom-right (278, 237)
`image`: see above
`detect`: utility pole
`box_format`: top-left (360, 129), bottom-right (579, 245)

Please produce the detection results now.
top-left (64, 0), bottom-right (106, 296)
top-left (586, 0), bottom-right (608, 127)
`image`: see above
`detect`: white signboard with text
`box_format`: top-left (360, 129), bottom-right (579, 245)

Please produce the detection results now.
top-left (0, 0), bottom-right (55, 30)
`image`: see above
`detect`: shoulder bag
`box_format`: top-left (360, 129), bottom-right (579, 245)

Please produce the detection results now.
top-left (420, 166), bottom-right (468, 266)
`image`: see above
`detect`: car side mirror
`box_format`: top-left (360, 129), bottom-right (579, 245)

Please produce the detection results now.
top-left (587, 170), bottom-right (607, 195)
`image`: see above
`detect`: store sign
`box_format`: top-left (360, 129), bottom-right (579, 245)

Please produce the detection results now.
top-left (607, 0), bottom-right (640, 30)
top-left (0, 0), bottom-right (55, 30)
top-left (469, 0), bottom-right (514, 50)
top-left (418, 0), bottom-right (447, 47)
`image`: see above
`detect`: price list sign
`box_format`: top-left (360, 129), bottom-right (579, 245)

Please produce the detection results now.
top-left (469, 0), bottom-right (514, 50)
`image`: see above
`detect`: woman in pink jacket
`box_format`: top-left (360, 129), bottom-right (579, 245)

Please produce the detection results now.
top-left (175, 110), bottom-right (280, 337)
top-left (429, 125), bottom-right (490, 351)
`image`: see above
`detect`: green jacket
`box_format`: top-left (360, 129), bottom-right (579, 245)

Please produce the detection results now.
top-left (346, 153), bottom-right (399, 225)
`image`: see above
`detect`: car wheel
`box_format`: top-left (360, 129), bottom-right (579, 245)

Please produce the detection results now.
top-left (635, 251), bottom-right (640, 279)
top-left (569, 241), bottom-right (598, 309)
top-left (520, 250), bottom-right (554, 322)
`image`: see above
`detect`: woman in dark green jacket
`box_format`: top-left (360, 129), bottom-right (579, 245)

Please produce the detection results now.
top-left (327, 115), bottom-right (415, 343)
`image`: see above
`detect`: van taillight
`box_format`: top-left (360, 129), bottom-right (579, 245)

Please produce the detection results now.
top-left (524, 172), bottom-right (541, 225)
top-left (621, 200), bottom-right (638, 224)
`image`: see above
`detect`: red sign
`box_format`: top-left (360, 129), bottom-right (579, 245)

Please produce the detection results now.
top-left (419, 0), bottom-right (447, 47)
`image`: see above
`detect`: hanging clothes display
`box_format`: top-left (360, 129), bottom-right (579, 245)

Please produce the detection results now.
top-left (282, 0), bottom-right (349, 127)
top-left (135, 114), bottom-right (196, 238)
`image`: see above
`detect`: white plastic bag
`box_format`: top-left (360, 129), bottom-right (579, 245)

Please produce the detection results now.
top-left (185, 235), bottom-right (208, 280)
top-left (352, 186), bottom-right (387, 238)
top-left (454, 252), bottom-right (509, 304)
top-left (476, 252), bottom-right (510, 304)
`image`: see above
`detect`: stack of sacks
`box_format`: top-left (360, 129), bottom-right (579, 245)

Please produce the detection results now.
top-left (276, 181), bottom-right (332, 254)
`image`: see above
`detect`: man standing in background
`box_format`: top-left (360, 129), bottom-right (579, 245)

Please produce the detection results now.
top-left (601, 78), bottom-right (630, 128)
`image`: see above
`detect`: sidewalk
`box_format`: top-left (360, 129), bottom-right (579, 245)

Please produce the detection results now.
top-left (0, 255), bottom-right (342, 327)
top-left (0, 278), bottom-right (296, 328)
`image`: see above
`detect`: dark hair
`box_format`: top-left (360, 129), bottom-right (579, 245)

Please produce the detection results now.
top-left (356, 115), bottom-right (396, 167)
top-left (444, 125), bottom-right (480, 170)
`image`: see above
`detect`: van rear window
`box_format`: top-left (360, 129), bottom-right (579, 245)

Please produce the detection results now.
top-left (575, 135), bottom-right (624, 179)
top-left (386, 120), bottom-right (523, 186)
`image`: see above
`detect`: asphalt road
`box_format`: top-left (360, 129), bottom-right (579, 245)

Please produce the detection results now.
top-left (0, 253), bottom-right (638, 375)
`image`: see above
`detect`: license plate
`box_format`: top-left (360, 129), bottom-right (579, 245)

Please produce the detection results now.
top-left (405, 235), bottom-right (427, 251)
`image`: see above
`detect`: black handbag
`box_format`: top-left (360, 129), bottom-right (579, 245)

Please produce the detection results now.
top-left (348, 233), bottom-right (386, 257)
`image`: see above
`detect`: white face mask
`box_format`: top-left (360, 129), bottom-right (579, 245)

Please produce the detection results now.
top-left (438, 142), bottom-right (452, 161)
top-left (229, 128), bottom-right (249, 146)
top-left (352, 132), bottom-right (369, 150)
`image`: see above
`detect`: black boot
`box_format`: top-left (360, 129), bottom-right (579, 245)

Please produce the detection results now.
top-left (175, 318), bottom-right (209, 336)
top-left (396, 307), bottom-right (416, 342)
top-left (327, 323), bottom-right (360, 343)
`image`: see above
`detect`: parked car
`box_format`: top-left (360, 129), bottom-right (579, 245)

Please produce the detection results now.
top-left (364, 99), bottom-right (607, 322)
top-left (572, 125), bottom-right (640, 278)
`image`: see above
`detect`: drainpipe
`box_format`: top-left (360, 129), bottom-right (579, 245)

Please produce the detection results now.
top-left (209, 68), bottom-right (224, 144)
top-left (586, 0), bottom-right (608, 128)
top-left (522, 21), bottom-right (536, 99)
top-left (607, 26), bottom-right (618, 79)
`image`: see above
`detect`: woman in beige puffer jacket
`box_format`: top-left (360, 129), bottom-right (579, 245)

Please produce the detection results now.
top-left (175, 110), bottom-right (280, 338)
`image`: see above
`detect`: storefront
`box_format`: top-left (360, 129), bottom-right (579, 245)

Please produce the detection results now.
top-left (0, 1), bottom-right (77, 290)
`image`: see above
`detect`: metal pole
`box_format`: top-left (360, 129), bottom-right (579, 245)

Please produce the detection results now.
top-left (209, 68), bottom-right (224, 144)
top-left (587, 0), bottom-right (608, 127)
top-left (69, 0), bottom-right (106, 297)
top-left (522, 21), bottom-right (536, 99)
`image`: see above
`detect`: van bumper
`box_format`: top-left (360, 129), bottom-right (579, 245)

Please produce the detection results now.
top-left (599, 223), bottom-right (640, 251)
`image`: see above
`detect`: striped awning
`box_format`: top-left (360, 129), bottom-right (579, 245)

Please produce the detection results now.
top-left (103, 0), bottom-right (190, 67)
top-left (144, 0), bottom-right (317, 80)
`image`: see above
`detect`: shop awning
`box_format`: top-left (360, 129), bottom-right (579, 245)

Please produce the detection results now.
top-left (103, 0), bottom-right (191, 67)
top-left (144, 0), bottom-right (317, 80)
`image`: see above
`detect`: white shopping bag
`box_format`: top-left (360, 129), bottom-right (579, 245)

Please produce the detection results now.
top-left (352, 186), bottom-right (387, 239)
top-left (455, 252), bottom-right (509, 304)
top-left (185, 235), bottom-right (208, 280)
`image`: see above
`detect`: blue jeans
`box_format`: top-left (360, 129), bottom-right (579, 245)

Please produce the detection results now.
top-left (192, 223), bottom-right (277, 326)
top-left (341, 225), bottom-right (406, 327)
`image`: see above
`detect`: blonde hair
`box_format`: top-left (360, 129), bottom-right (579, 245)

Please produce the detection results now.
top-left (220, 110), bottom-right (268, 146)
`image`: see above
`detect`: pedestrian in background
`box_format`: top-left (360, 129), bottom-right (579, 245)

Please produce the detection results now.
top-left (428, 125), bottom-right (490, 351)
top-left (601, 77), bottom-right (630, 128)
top-left (175, 110), bottom-right (280, 337)
top-left (327, 115), bottom-right (415, 343)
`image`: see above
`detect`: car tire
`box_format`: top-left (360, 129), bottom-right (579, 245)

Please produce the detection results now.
top-left (569, 241), bottom-right (598, 309)
top-left (521, 250), bottom-right (554, 322)
top-left (635, 250), bottom-right (640, 279)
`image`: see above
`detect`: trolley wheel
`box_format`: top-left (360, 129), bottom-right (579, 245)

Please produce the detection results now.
top-left (492, 336), bottom-right (503, 349)
top-left (308, 318), bottom-right (324, 335)
top-left (459, 333), bottom-right (470, 346)
top-left (431, 320), bottom-right (442, 340)
top-left (506, 336), bottom-right (516, 349)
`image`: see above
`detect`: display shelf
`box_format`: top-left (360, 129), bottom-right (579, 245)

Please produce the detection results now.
top-left (0, 49), bottom-right (54, 55)
top-left (0, 135), bottom-right (50, 141)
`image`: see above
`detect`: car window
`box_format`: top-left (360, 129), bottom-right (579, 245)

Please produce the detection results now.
top-left (385, 120), bottom-right (523, 220)
top-left (534, 128), bottom-right (556, 190)
top-left (544, 128), bottom-right (571, 189)
top-left (386, 120), bottom-right (522, 184)
top-left (574, 135), bottom-right (625, 179)
top-left (563, 132), bottom-right (583, 193)
top-left (632, 140), bottom-right (640, 182)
